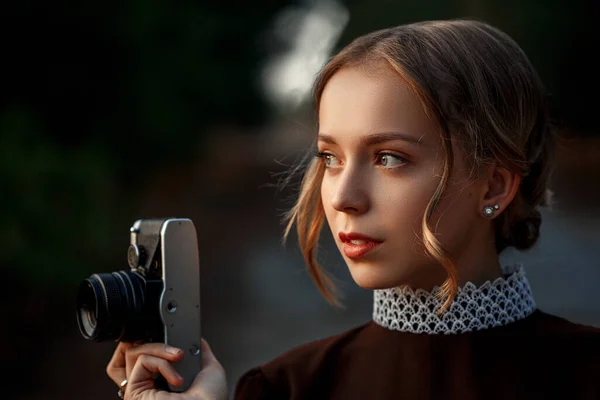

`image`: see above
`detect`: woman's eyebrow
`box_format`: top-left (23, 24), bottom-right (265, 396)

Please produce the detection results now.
top-left (317, 131), bottom-right (425, 146)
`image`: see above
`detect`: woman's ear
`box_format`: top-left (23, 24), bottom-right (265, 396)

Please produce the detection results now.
top-left (480, 164), bottom-right (521, 218)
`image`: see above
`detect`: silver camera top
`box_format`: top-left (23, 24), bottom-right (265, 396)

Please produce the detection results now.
top-left (127, 219), bottom-right (164, 276)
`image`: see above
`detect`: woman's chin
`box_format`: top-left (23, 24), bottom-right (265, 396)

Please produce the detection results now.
top-left (347, 265), bottom-right (405, 290)
top-left (348, 261), bottom-right (450, 292)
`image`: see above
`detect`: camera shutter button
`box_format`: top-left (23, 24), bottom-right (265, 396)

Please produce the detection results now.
top-left (127, 244), bottom-right (146, 269)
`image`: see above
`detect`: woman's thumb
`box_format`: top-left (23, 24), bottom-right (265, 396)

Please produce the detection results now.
top-left (184, 338), bottom-right (227, 400)
top-left (200, 338), bottom-right (218, 368)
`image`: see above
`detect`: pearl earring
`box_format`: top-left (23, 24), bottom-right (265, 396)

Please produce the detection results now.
top-left (483, 204), bottom-right (500, 217)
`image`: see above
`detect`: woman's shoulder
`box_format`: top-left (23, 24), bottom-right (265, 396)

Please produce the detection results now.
top-left (234, 320), bottom-right (374, 399)
top-left (509, 309), bottom-right (600, 375)
top-left (527, 309), bottom-right (600, 335)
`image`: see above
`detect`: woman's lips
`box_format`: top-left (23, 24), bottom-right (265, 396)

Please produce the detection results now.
top-left (338, 232), bottom-right (384, 259)
top-left (342, 241), bottom-right (382, 259)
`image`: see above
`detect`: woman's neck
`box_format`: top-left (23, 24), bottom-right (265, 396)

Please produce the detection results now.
top-left (400, 231), bottom-right (503, 291)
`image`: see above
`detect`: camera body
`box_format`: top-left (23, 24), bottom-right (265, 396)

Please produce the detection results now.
top-left (76, 218), bottom-right (202, 392)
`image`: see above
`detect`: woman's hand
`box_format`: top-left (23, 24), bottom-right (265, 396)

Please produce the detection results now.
top-left (106, 338), bottom-right (227, 400)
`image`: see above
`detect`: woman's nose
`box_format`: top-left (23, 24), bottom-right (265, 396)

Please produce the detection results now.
top-left (329, 167), bottom-right (370, 215)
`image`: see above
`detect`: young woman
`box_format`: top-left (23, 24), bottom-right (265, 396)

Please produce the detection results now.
top-left (106, 18), bottom-right (600, 399)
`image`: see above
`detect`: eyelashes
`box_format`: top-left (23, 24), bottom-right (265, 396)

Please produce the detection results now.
top-left (314, 150), bottom-right (408, 169)
top-left (314, 150), bottom-right (338, 166)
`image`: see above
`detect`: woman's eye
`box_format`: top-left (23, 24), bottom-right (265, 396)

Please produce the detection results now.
top-left (315, 151), bottom-right (342, 167)
top-left (377, 153), bottom-right (407, 168)
top-left (323, 153), bottom-right (340, 167)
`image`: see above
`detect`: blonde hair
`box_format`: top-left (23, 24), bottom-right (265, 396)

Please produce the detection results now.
top-left (281, 19), bottom-right (556, 311)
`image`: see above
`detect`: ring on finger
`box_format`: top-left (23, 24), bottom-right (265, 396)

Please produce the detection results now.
top-left (117, 379), bottom-right (128, 399)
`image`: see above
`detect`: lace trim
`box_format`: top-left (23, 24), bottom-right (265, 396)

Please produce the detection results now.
top-left (372, 264), bottom-right (537, 334)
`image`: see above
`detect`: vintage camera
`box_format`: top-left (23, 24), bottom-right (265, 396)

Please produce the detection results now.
top-left (75, 218), bottom-right (202, 392)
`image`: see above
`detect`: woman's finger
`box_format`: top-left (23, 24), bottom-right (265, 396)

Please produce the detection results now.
top-left (186, 338), bottom-right (228, 400)
top-left (106, 341), bottom-right (134, 386)
top-left (125, 342), bottom-right (184, 379)
top-left (200, 338), bottom-right (217, 365)
top-left (126, 354), bottom-right (185, 397)
top-left (199, 338), bottom-right (225, 375)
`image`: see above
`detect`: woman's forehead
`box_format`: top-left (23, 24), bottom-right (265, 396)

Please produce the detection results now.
top-left (318, 66), bottom-right (438, 147)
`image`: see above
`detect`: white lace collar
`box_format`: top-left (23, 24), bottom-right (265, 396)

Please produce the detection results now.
top-left (372, 264), bottom-right (537, 334)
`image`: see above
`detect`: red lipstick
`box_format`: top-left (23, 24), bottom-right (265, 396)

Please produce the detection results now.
top-left (338, 232), bottom-right (383, 259)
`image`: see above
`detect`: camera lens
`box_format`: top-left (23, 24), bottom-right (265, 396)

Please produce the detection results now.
top-left (78, 296), bottom-right (97, 335)
top-left (76, 271), bottom-right (145, 342)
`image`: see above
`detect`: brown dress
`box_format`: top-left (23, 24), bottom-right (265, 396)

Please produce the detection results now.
top-left (234, 265), bottom-right (600, 399)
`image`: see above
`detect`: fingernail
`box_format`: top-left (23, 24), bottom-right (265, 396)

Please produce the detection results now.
top-left (166, 346), bottom-right (182, 355)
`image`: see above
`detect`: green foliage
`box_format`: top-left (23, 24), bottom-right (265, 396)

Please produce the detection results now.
top-left (1, 1), bottom-right (293, 287)
top-left (0, 108), bottom-right (118, 288)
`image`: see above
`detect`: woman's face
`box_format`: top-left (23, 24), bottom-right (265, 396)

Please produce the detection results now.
top-left (318, 65), bottom-right (486, 290)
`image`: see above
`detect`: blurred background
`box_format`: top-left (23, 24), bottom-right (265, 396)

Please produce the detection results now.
top-left (2, 0), bottom-right (599, 399)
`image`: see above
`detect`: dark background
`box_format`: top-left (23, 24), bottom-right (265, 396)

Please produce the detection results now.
top-left (1, 1), bottom-right (599, 399)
